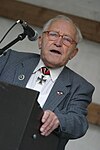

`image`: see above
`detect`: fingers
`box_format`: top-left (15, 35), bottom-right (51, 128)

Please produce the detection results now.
top-left (41, 110), bottom-right (50, 123)
top-left (40, 110), bottom-right (60, 136)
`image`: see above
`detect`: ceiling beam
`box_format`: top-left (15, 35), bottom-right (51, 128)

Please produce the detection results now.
top-left (87, 103), bottom-right (100, 126)
top-left (0, 0), bottom-right (100, 43)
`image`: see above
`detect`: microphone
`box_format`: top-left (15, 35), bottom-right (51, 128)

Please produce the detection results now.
top-left (17, 20), bottom-right (39, 41)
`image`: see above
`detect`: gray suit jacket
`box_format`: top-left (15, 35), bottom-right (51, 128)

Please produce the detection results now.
top-left (0, 49), bottom-right (95, 150)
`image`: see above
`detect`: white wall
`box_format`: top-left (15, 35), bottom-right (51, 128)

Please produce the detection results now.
top-left (0, 17), bottom-right (100, 150)
top-left (66, 124), bottom-right (100, 150)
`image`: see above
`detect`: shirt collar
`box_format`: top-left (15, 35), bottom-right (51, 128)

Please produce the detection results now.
top-left (50, 67), bottom-right (64, 81)
top-left (33, 59), bottom-right (45, 73)
top-left (33, 59), bottom-right (64, 82)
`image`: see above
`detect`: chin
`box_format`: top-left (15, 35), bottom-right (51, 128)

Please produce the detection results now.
top-left (42, 56), bottom-right (61, 67)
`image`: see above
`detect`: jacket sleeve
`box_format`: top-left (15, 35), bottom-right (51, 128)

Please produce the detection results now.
top-left (54, 76), bottom-right (95, 140)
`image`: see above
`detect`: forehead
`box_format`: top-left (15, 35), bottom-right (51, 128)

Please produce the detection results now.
top-left (47, 19), bottom-right (77, 36)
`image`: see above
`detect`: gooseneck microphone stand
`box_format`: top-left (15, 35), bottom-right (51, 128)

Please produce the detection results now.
top-left (0, 32), bottom-right (26, 55)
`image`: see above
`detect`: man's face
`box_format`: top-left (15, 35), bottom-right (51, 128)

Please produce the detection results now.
top-left (38, 19), bottom-right (78, 68)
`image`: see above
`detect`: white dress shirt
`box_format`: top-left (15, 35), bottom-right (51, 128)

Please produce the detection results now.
top-left (26, 59), bottom-right (64, 108)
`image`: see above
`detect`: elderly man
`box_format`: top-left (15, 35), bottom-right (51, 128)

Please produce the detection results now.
top-left (0, 15), bottom-right (94, 150)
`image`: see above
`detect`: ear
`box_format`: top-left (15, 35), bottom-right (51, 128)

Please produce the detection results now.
top-left (69, 48), bottom-right (79, 60)
top-left (38, 35), bottom-right (42, 49)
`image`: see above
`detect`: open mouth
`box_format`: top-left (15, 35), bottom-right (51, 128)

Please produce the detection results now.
top-left (50, 50), bottom-right (61, 55)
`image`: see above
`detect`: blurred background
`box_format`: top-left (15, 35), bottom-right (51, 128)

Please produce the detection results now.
top-left (0, 0), bottom-right (100, 149)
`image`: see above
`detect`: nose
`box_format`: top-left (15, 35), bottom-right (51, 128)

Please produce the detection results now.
top-left (54, 36), bottom-right (63, 47)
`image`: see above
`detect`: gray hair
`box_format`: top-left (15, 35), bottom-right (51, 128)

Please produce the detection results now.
top-left (42, 15), bottom-right (83, 43)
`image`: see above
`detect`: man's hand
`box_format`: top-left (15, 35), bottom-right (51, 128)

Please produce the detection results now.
top-left (40, 110), bottom-right (60, 136)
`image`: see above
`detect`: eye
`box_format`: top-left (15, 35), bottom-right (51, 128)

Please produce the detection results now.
top-left (49, 31), bottom-right (58, 37)
top-left (63, 35), bottom-right (73, 43)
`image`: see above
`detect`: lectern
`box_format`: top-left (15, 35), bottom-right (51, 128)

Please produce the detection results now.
top-left (0, 82), bottom-right (59, 150)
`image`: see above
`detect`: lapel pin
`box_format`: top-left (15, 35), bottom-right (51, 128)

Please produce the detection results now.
top-left (57, 91), bottom-right (64, 95)
top-left (18, 74), bottom-right (25, 80)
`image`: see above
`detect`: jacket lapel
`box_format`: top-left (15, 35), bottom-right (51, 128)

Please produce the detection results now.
top-left (13, 55), bottom-right (40, 87)
top-left (43, 67), bottom-right (71, 111)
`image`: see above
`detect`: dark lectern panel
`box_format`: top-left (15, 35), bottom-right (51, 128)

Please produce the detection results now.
top-left (0, 82), bottom-right (59, 150)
